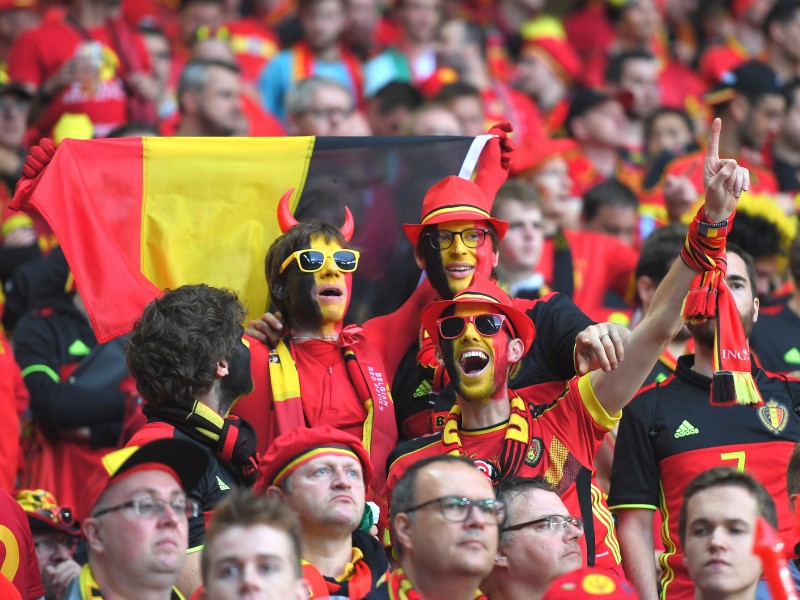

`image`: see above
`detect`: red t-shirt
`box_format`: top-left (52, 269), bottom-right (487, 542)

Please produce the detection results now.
top-left (0, 489), bottom-right (44, 600)
top-left (9, 19), bottom-right (151, 139)
top-left (388, 375), bottom-right (622, 572)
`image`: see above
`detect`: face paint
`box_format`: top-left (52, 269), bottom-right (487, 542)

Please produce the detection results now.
top-left (422, 220), bottom-right (497, 298)
top-left (283, 234), bottom-right (352, 337)
top-left (441, 303), bottom-right (512, 403)
top-left (219, 337), bottom-right (254, 416)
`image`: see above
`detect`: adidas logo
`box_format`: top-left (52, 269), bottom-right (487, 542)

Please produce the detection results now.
top-left (216, 476), bottom-right (230, 491)
top-left (674, 420), bottom-right (699, 438)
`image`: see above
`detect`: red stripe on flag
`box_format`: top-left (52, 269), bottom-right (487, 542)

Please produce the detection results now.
top-left (13, 138), bottom-right (160, 342)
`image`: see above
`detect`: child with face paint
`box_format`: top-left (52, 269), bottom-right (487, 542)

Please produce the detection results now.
top-left (387, 118), bottom-right (748, 576)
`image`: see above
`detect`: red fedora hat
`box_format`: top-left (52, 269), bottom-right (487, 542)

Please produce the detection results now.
top-left (402, 176), bottom-right (509, 246)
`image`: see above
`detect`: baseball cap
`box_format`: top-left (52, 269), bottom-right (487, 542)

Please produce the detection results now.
top-left (705, 60), bottom-right (783, 106)
top-left (16, 489), bottom-right (80, 536)
top-left (543, 568), bottom-right (639, 599)
top-left (80, 438), bottom-right (210, 520)
top-left (254, 426), bottom-right (374, 492)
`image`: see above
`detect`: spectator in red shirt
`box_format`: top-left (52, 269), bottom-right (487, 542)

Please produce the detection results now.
top-left (436, 18), bottom-right (544, 142)
top-left (8, 0), bottom-right (158, 139)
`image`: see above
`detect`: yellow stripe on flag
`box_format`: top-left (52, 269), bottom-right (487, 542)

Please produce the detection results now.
top-left (140, 136), bottom-right (315, 321)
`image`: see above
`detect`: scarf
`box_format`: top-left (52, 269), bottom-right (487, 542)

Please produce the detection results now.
top-left (441, 392), bottom-right (531, 483)
top-left (386, 568), bottom-right (487, 600)
top-left (268, 325), bottom-right (398, 496)
top-left (680, 206), bottom-right (763, 406)
top-left (142, 401), bottom-right (261, 484)
top-left (302, 531), bottom-right (388, 600)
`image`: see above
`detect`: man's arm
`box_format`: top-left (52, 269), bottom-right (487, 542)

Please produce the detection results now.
top-left (591, 118), bottom-right (746, 415)
top-left (617, 509), bottom-right (660, 599)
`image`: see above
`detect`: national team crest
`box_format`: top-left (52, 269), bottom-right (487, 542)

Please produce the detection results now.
top-left (473, 459), bottom-right (500, 482)
top-left (525, 437), bottom-right (543, 468)
top-left (757, 399), bottom-right (788, 434)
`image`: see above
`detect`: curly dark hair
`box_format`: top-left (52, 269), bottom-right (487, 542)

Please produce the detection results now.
top-left (265, 221), bottom-right (350, 327)
top-left (126, 284), bottom-right (245, 407)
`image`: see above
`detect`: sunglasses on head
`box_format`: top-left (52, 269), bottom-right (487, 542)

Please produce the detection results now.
top-left (279, 249), bottom-right (360, 274)
top-left (436, 313), bottom-right (508, 340)
top-left (36, 506), bottom-right (75, 526)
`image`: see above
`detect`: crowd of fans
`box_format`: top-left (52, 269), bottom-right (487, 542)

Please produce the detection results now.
top-left (5, 0), bottom-right (800, 599)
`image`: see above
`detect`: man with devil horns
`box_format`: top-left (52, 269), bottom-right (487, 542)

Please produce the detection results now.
top-left (233, 189), bottom-right (437, 508)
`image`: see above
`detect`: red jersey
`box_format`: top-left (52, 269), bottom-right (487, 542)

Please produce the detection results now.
top-left (0, 489), bottom-right (44, 600)
top-left (539, 229), bottom-right (637, 321)
top-left (481, 82), bottom-right (544, 145)
top-left (388, 374), bottom-right (622, 572)
top-left (9, 18), bottom-right (151, 139)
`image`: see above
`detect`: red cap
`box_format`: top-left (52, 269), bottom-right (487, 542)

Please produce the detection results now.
top-left (16, 489), bottom-right (80, 536)
top-left (254, 426), bottom-right (374, 491)
top-left (522, 37), bottom-right (582, 83)
top-left (402, 176), bottom-right (509, 246)
top-left (421, 272), bottom-right (535, 351)
top-left (80, 439), bottom-right (209, 521)
top-left (543, 568), bottom-right (638, 599)
top-left (510, 137), bottom-right (576, 177)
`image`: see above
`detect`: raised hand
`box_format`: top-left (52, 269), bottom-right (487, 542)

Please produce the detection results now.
top-left (702, 118), bottom-right (749, 222)
top-left (21, 138), bottom-right (57, 180)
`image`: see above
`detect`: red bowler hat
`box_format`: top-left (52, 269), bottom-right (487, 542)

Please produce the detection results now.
top-left (421, 272), bottom-right (535, 351)
top-left (543, 568), bottom-right (638, 599)
top-left (254, 426), bottom-right (374, 491)
top-left (510, 137), bottom-right (576, 177)
top-left (402, 176), bottom-right (509, 246)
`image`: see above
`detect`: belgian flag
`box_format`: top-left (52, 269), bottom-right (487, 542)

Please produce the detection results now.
top-left (12, 135), bottom-right (487, 342)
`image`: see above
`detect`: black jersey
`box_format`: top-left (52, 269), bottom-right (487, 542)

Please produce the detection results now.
top-left (608, 355), bottom-right (800, 600)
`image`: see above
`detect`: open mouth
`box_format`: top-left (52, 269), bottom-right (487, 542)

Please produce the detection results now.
top-left (459, 350), bottom-right (490, 375)
top-left (318, 287), bottom-right (343, 297)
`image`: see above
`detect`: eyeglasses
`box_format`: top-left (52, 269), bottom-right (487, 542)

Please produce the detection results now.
top-left (402, 495), bottom-right (506, 525)
top-left (34, 536), bottom-right (78, 555)
top-left (92, 496), bottom-right (200, 519)
top-left (436, 313), bottom-right (507, 340)
top-left (501, 514), bottom-right (584, 533)
top-left (279, 249), bottom-right (360, 274)
top-left (424, 228), bottom-right (490, 250)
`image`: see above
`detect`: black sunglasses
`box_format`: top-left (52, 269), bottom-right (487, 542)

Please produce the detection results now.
top-left (436, 313), bottom-right (507, 339)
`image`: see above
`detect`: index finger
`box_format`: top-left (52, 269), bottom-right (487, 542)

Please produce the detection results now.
top-left (706, 117), bottom-right (721, 162)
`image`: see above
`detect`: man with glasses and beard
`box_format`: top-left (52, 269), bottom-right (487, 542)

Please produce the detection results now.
top-left (125, 284), bottom-right (258, 598)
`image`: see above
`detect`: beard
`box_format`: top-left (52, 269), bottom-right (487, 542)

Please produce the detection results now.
top-left (218, 341), bottom-right (254, 415)
top-left (688, 304), bottom-right (756, 350)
